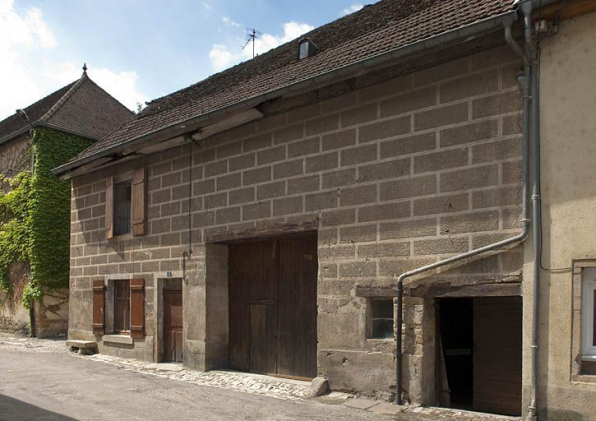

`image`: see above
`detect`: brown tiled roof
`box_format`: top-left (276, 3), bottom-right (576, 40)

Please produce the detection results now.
top-left (0, 82), bottom-right (75, 140)
top-left (66, 0), bottom-right (516, 167)
top-left (0, 74), bottom-right (134, 144)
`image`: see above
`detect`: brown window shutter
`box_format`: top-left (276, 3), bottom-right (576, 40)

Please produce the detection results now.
top-left (105, 176), bottom-right (114, 240)
top-left (92, 280), bottom-right (105, 335)
top-left (130, 278), bottom-right (145, 339)
top-left (131, 168), bottom-right (146, 236)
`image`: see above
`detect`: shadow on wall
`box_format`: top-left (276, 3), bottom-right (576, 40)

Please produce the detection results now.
top-left (0, 394), bottom-right (78, 421)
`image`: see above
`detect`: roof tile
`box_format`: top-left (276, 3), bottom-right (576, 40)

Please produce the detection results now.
top-left (69, 0), bottom-right (515, 166)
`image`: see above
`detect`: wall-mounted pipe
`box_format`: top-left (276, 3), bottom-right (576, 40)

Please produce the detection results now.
top-left (395, 17), bottom-right (532, 405)
top-left (521, 0), bottom-right (541, 418)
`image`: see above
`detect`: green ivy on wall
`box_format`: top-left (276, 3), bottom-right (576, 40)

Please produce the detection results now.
top-left (0, 127), bottom-right (91, 308)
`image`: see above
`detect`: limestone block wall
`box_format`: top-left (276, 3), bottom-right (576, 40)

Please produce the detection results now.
top-left (68, 44), bottom-right (524, 400)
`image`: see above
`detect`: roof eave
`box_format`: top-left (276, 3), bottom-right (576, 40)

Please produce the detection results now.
top-left (53, 9), bottom-right (519, 177)
top-left (0, 124), bottom-right (37, 145)
top-left (0, 121), bottom-right (100, 147)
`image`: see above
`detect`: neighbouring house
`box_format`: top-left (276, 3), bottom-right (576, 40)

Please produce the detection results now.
top-left (0, 69), bottom-right (133, 337)
top-left (54, 0), bottom-right (596, 419)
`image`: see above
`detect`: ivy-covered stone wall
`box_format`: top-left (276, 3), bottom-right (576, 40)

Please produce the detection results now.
top-left (0, 127), bottom-right (91, 336)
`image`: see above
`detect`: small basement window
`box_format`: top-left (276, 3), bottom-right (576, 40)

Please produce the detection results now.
top-left (370, 298), bottom-right (394, 339)
top-left (113, 181), bottom-right (132, 236)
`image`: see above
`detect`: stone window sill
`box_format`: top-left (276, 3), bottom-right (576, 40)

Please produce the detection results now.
top-left (366, 338), bottom-right (394, 342)
top-left (103, 334), bottom-right (134, 345)
top-left (109, 233), bottom-right (133, 241)
top-left (572, 374), bottom-right (596, 384)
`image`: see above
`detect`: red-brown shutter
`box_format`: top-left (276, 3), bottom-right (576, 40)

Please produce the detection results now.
top-left (92, 279), bottom-right (105, 335)
top-left (131, 168), bottom-right (146, 236)
top-left (130, 278), bottom-right (145, 339)
top-left (105, 176), bottom-right (114, 240)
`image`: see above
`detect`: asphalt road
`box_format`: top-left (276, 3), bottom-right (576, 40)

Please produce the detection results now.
top-left (0, 349), bottom-right (387, 421)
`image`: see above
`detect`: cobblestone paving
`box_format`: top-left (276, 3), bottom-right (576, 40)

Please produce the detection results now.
top-left (84, 354), bottom-right (310, 401)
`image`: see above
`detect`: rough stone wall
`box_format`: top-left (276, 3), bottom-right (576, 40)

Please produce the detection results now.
top-left (34, 288), bottom-right (69, 338)
top-left (0, 270), bottom-right (68, 338)
top-left (68, 44), bottom-right (523, 400)
top-left (0, 134), bottom-right (31, 178)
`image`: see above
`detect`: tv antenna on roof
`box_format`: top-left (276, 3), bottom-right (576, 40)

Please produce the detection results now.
top-left (242, 28), bottom-right (261, 58)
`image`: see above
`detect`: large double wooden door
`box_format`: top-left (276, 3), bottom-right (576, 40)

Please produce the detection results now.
top-left (229, 236), bottom-right (317, 379)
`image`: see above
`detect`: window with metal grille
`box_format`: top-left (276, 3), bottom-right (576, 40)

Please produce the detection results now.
top-left (114, 181), bottom-right (132, 236)
top-left (370, 298), bottom-right (394, 339)
top-left (114, 280), bottom-right (130, 333)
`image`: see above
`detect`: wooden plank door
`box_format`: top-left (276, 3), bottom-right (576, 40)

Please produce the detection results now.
top-left (164, 290), bottom-right (183, 363)
top-left (473, 297), bottom-right (522, 416)
top-left (229, 241), bottom-right (277, 372)
top-left (277, 237), bottom-right (318, 378)
top-left (249, 303), bottom-right (277, 374)
top-left (228, 236), bottom-right (317, 379)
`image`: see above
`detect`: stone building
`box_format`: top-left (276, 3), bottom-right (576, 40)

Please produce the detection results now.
top-left (55, 0), bottom-right (596, 419)
top-left (0, 70), bottom-right (133, 337)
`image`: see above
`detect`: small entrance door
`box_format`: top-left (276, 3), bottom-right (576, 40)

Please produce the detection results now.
top-left (473, 297), bottom-right (522, 416)
top-left (229, 236), bottom-right (317, 379)
top-left (437, 296), bottom-right (522, 416)
top-left (163, 289), bottom-right (183, 362)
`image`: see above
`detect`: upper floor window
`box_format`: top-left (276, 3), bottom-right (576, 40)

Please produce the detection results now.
top-left (114, 181), bottom-right (132, 236)
top-left (105, 168), bottom-right (145, 239)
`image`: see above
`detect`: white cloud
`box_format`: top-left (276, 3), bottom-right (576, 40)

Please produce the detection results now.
top-left (209, 21), bottom-right (314, 72)
top-left (222, 16), bottom-right (241, 28)
top-left (0, 0), bottom-right (148, 119)
top-left (340, 3), bottom-right (364, 16)
top-left (209, 44), bottom-right (235, 72)
top-left (202, 2), bottom-right (211, 11)
top-left (89, 68), bottom-right (149, 110)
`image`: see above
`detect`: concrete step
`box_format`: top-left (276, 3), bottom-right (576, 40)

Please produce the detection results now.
top-left (66, 340), bottom-right (97, 349)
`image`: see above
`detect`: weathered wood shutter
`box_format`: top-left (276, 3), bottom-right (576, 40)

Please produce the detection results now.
top-left (130, 278), bottom-right (145, 339)
top-left (131, 168), bottom-right (146, 236)
top-left (92, 280), bottom-right (105, 335)
top-left (105, 176), bottom-right (114, 240)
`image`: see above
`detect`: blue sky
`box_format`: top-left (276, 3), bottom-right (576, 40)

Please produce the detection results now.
top-left (0, 0), bottom-right (372, 120)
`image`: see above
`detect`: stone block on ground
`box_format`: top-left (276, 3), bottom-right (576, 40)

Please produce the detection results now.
top-left (306, 377), bottom-right (329, 398)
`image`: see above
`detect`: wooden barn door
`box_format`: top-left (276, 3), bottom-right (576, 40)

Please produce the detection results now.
top-left (473, 297), bottom-right (522, 416)
top-left (228, 236), bottom-right (317, 379)
top-left (249, 303), bottom-right (277, 374)
top-left (163, 289), bottom-right (183, 362)
top-left (229, 240), bottom-right (278, 372)
top-left (277, 237), bottom-right (318, 378)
